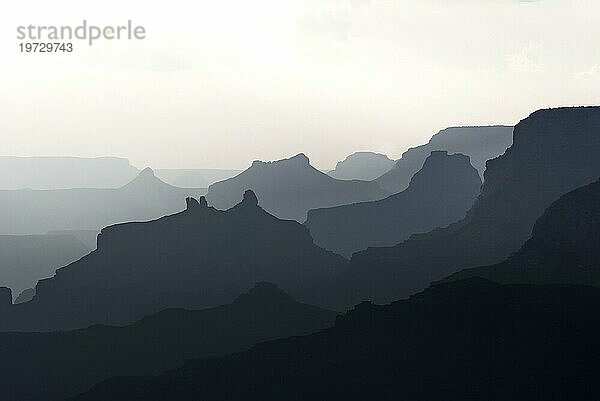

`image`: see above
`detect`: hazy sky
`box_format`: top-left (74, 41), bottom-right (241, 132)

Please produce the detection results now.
top-left (1, 0), bottom-right (599, 169)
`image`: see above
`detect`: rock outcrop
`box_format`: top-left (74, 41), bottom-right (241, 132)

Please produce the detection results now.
top-left (306, 151), bottom-right (481, 257)
top-left (328, 152), bottom-right (395, 181)
top-left (376, 126), bottom-right (513, 193)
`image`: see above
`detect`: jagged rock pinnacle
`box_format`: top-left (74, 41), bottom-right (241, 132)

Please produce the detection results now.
top-left (242, 190), bottom-right (259, 207)
top-left (198, 196), bottom-right (208, 207)
top-left (186, 197), bottom-right (199, 210)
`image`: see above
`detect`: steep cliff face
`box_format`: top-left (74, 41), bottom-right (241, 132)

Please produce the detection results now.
top-left (376, 126), bottom-right (513, 193)
top-left (318, 107), bottom-right (600, 307)
top-left (0, 191), bottom-right (347, 332)
top-left (206, 153), bottom-right (389, 222)
top-left (445, 178), bottom-right (600, 285)
top-left (306, 151), bottom-right (481, 257)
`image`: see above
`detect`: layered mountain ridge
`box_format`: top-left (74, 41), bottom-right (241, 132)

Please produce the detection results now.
top-left (0, 282), bottom-right (336, 401)
top-left (72, 278), bottom-right (600, 401)
top-left (444, 177), bottom-right (600, 285)
top-left (0, 190), bottom-right (347, 331)
top-left (376, 126), bottom-right (513, 193)
top-left (0, 168), bottom-right (206, 235)
top-left (315, 107), bottom-right (600, 307)
top-left (306, 151), bottom-right (482, 257)
top-left (206, 153), bottom-right (390, 222)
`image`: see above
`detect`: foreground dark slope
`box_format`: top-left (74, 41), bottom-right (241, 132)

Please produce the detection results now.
top-left (0, 168), bottom-right (206, 235)
top-left (444, 178), bottom-right (600, 285)
top-left (306, 151), bottom-right (481, 257)
top-left (73, 279), bottom-right (600, 401)
top-left (376, 126), bottom-right (513, 193)
top-left (318, 107), bottom-right (600, 307)
top-left (206, 153), bottom-right (390, 222)
top-left (0, 283), bottom-right (336, 401)
top-left (0, 191), bottom-right (347, 331)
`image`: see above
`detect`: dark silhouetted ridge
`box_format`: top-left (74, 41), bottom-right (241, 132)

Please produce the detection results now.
top-left (0, 192), bottom-right (347, 331)
top-left (0, 284), bottom-right (336, 401)
top-left (72, 279), bottom-right (600, 401)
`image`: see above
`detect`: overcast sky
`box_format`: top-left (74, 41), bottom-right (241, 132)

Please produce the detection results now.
top-left (0, 0), bottom-right (599, 169)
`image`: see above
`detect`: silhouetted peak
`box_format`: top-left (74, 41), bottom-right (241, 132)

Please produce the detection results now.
top-left (186, 196), bottom-right (209, 211)
top-left (0, 287), bottom-right (12, 307)
top-left (242, 189), bottom-right (259, 206)
top-left (139, 167), bottom-right (155, 177)
top-left (233, 282), bottom-right (296, 305)
top-left (185, 197), bottom-right (199, 209)
top-left (290, 153), bottom-right (310, 164)
top-left (123, 167), bottom-right (174, 190)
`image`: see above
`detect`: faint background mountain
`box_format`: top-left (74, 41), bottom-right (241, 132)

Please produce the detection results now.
top-left (0, 191), bottom-right (347, 331)
top-left (0, 168), bottom-right (205, 235)
top-left (0, 156), bottom-right (139, 190)
top-left (0, 234), bottom-right (89, 297)
top-left (0, 282), bottom-right (336, 401)
top-left (376, 126), bottom-right (513, 193)
top-left (46, 230), bottom-right (100, 250)
top-left (327, 152), bottom-right (395, 181)
top-left (155, 169), bottom-right (241, 188)
top-left (306, 151), bottom-right (481, 257)
top-left (206, 154), bottom-right (390, 222)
